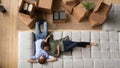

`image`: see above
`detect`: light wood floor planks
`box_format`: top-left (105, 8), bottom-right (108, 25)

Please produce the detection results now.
top-left (0, 0), bottom-right (120, 68)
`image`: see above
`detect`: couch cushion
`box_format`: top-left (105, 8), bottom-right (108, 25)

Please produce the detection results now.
top-left (18, 31), bottom-right (34, 68)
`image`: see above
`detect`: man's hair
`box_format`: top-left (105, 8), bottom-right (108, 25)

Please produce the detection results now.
top-left (38, 57), bottom-right (46, 64)
top-left (41, 41), bottom-right (49, 49)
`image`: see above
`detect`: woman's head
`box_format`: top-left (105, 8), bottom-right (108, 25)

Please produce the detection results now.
top-left (41, 41), bottom-right (50, 51)
top-left (38, 55), bottom-right (46, 64)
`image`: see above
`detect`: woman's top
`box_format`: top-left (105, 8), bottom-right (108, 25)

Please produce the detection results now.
top-left (48, 35), bottom-right (69, 57)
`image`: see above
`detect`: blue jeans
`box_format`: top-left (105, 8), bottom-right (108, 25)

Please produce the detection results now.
top-left (63, 40), bottom-right (90, 52)
top-left (35, 19), bottom-right (48, 40)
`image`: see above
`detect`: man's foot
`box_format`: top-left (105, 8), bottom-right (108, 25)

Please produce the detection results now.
top-left (91, 42), bottom-right (97, 46)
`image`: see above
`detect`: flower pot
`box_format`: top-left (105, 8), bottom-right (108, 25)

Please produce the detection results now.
top-left (0, 5), bottom-right (7, 13)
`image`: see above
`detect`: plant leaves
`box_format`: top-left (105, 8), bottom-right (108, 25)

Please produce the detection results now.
top-left (83, 1), bottom-right (94, 11)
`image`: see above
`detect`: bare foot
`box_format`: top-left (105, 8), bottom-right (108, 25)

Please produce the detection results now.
top-left (91, 42), bottom-right (97, 46)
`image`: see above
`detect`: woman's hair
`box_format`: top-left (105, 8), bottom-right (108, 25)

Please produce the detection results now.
top-left (38, 57), bottom-right (46, 64)
top-left (41, 41), bottom-right (49, 49)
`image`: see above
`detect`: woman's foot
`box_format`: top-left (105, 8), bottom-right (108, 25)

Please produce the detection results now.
top-left (91, 42), bottom-right (97, 46)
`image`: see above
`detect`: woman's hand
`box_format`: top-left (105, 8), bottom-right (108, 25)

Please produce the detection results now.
top-left (44, 34), bottom-right (52, 42)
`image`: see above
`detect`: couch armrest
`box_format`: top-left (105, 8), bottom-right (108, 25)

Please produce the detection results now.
top-left (18, 31), bottom-right (34, 68)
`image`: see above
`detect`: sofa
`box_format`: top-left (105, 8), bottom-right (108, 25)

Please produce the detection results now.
top-left (18, 31), bottom-right (120, 68)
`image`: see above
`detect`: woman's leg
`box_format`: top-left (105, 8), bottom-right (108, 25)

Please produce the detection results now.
top-left (77, 42), bottom-right (91, 47)
top-left (63, 41), bottom-right (92, 51)
top-left (63, 41), bottom-right (78, 52)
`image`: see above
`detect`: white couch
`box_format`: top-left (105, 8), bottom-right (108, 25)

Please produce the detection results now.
top-left (18, 31), bottom-right (120, 68)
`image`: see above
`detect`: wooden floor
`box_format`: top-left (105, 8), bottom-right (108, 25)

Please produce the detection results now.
top-left (0, 0), bottom-right (120, 68)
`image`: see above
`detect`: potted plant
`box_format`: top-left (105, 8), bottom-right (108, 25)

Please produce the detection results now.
top-left (0, 0), bottom-right (7, 13)
top-left (82, 1), bottom-right (94, 17)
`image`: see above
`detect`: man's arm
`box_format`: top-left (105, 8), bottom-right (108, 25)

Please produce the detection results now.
top-left (47, 56), bottom-right (57, 62)
top-left (28, 59), bottom-right (38, 63)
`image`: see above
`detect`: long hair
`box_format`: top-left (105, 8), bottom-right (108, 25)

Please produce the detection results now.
top-left (41, 41), bottom-right (49, 49)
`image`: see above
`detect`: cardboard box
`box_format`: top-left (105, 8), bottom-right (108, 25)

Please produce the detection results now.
top-left (19, 0), bottom-right (36, 18)
top-left (62, 0), bottom-right (79, 14)
top-left (73, 3), bottom-right (88, 22)
top-left (62, 0), bottom-right (78, 5)
top-left (89, 0), bottom-right (112, 28)
top-left (37, 0), bottom-right (53, 13)
top-left (53, 11), bottom-right (66, 23)
top-left (18, 13), bottom-right (38, 28)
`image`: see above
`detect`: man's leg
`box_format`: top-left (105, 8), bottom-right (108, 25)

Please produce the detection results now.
top-left (35, 19), bottom-right (46, 40)
top-left (41, 21), bottom-right (48, 39)
top-left (35, 21), bottom-right (41, 40)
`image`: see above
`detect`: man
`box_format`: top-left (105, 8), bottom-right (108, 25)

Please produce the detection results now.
top-left (28, 19), bottom-right (57, 64)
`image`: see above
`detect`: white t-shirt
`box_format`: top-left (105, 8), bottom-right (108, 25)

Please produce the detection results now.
top-left (31, 39), bottom-right (53, 60)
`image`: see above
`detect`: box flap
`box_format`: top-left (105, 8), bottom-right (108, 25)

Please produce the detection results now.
top-left (93, 0), bottom-right (103, 12)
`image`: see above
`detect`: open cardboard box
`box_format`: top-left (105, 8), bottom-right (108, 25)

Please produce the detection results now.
top-left (89, 0), bottom-right (112, 28)
top-left (19, 0), bottom-right (36, 18)
top-left (18, 0), bottom-right (43, 29)
top-left (72, 2), bottom-right (88, 22)
top-left (62, 0), bottom-right (80, 14)
top-left (53, 10), bottom-right (66, 23)
top-left (18, 13), bottom-right (37, 28)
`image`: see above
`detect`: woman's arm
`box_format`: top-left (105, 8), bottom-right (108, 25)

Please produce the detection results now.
top-left (56, 45), bottom-right (61, 57)
top-left (44, 34), bottom-right (52, 42)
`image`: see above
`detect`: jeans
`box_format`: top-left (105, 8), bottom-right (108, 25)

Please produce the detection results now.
top-left (35, 19), bottom-right (48, 40)
top-left (63, 40), bottom-right (90, 52)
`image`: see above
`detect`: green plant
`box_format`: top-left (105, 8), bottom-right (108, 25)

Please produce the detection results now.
top-left (83, 1), bottom-right (94, 11)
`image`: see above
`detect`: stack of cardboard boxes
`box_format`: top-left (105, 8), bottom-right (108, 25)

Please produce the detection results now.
top-left (62, 0), bottom-right (112, 28)
top-left (62, 0), bottom-right (80, 14)
top-left (18, 0), bottom-right (37, 28)
top-left (18, 0), bottom-right (53, 28)
top-left (88, 0), bottom-right (112, 28)
top-left (18, 0), bottom-right (112, 29)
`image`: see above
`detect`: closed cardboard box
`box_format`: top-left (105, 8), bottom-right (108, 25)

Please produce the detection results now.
top-left (73, 3), bottom-right (88, 22)
top-left (37, 0), bottom-right (53, 13)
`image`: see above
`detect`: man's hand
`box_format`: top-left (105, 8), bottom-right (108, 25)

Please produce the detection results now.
top-left (47, 57), bottom-right (57, 62)
top-left (28, 59), bottom-right (38, 63)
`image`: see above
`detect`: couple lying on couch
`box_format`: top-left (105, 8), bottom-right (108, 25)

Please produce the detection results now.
top-left (28, 19), bottom-right (96, 64)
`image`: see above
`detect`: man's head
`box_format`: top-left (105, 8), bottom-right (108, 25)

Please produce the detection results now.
top-left (41, 41), bottom-right (50, 51)
top-left (38, 55), bottom-right (46, 64)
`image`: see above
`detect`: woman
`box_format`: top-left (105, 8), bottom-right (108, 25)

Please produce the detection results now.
top-left (41, 35), bottom-right (96, 57)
